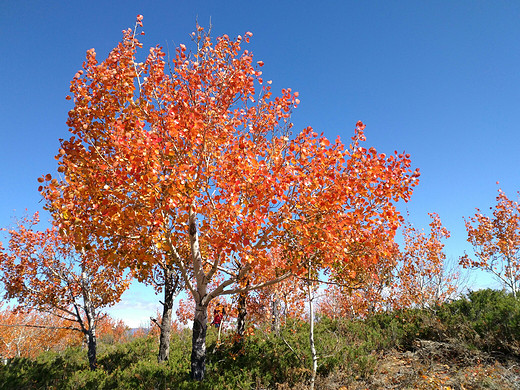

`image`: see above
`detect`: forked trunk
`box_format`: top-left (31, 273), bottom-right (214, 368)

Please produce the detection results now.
top-left (191, 302), bottom-right (208, 381)
top-left (158, 268), bottom-right (175, 362)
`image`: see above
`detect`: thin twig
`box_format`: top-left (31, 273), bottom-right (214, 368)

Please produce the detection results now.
top-left (280, 331), bottom-right (305, 365)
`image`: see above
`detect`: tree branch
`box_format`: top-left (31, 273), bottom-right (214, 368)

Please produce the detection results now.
top-left (0, 323), bottom-right (82, 333)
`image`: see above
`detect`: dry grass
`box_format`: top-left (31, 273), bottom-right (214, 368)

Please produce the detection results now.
top-left (280, 340), bottom-right (520, 390)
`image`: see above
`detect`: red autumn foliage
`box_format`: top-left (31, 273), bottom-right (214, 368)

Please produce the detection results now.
top-left (461, 188), bottom-right (520, 298)
top-left (0, 213), bottom-right (130, 369)
top-left (41, 16), bottom-right (419, 379)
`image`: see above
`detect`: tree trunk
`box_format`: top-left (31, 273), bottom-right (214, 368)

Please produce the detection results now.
top-left (307, 267), bottom-right (317, 390)
top-left (86, 328), bottom-right (97, 370)
top-left (236, 291), bottom-right (247, 339)
top-left (188, 206), bottom-right (209, 380)
top-left (158, 267), bottom-right (175, 363)
top-left (81, 269), bottom-right (97, 371)
top-left (509, 263), bottom-right (518, 299)
top-left (271, 292), bottom-right (281, 335)
top-left (191, 302), bottom-right (208, 381)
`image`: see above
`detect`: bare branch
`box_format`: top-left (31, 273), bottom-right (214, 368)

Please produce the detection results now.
top-left (0, 323), bottom-right (82, 333)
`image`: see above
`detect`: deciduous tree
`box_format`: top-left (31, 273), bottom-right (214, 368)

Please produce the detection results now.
top-left (0, 305), bottom-right (82, 360)
top-left (461, 188), bottom-right (520, 298)
top-left (96, 315), bottom-right (130, 345)
top-left (246, 274), bottom-right (307, 335)
top-left (0, 213), bottom-right (130, 369)
top-left (393, 213), bottom-right (457, 309)
top-left (41, 16), bottom-right (420, 380)
top-left (319, 214), bottom-right (458, 318)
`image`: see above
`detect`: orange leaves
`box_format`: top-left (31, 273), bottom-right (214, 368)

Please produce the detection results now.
top-left (0, 213), bottom-right (130, 337)
top-left (136, 14), bottom-right (144, 28)
top-left (320, 212), bottom-right (458, 318)
top-left (393, 213), bottom-right (457, 309)
top-left (0, 307), bottom-right (82, 359)
top-left (461, 188), bottom-right (520, 297)
top-left (42, 20), bottom-right (422, 361)
top-left (96, 315), bottom-right (130, 344)
top-left (319, 138), bottom-right (330, 148)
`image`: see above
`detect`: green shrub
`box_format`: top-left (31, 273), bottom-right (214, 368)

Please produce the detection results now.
top-left (1, 289), bottom-right (519, 389)
top-left (98, 336), bottom-right (158, 373)
top-left (0, 346), bottom-right (87, 390)
top-left (438, 288), bottom-right (520, 355)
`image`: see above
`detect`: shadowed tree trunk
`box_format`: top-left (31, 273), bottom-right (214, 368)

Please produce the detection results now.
top-left (81, 270), bottom-right (98, 371)
top-left (191, 301), bottom-right (208, 381)
top-left (86, 327), bottom-right (97, 370)
top-left (157, 267), bottom-right (178, 363)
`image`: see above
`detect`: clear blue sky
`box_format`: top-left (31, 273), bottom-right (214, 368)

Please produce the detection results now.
top-left (2, 1), bottom-right (519, 326)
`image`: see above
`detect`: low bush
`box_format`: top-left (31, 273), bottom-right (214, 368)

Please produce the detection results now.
top-left (1, 289), bottom-right (519, 389)
top-left (438, 288), bottom-right (520, 355)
